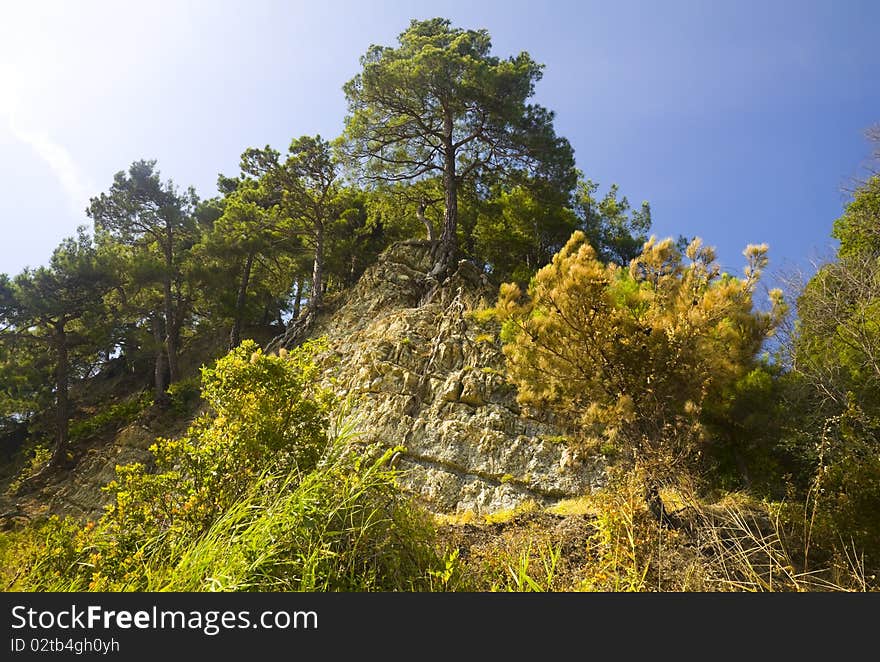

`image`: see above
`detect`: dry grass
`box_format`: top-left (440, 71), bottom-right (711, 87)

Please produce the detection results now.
top-left (436, 470), bottom-right (875, 592)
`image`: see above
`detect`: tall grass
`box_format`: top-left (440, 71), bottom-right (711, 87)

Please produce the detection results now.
top-left (571, 470), bottom-right (872, 592)
top-left (4, 441), bottom-right (452, 592)
top-left (146, 441), bottom-right (447, 591)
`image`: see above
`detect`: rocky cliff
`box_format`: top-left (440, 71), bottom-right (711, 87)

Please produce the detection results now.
top-left (307, 241), bottom-right (605, 514)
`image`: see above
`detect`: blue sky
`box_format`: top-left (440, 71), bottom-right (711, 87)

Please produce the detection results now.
top-left (1, 0), bottom-right (877, 287)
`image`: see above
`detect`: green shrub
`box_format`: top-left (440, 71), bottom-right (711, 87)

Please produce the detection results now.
top-left (802, 400), bottom-right (880, 575)
top-left (69, 391), bottom-right (152, 443)
top-left (5, 444), bottom-right (52, 495)
top-left (8, 338), bottom-right (453, 592)
top-left (149, 444), bottom-right (447, 591)
top-left (165, 377), bottom-right (202, 417)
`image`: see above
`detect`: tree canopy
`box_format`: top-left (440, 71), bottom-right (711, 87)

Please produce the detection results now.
top-left (341, 17), bottom-right (576, 276)
top-left (87, 160), bottom-right (198, 401)
top-left (0, 229), bottom-right (114, 466)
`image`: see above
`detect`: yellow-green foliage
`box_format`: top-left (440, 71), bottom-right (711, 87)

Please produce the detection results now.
top-left (548, 495), bottom-right (594, 516)
top-left (5, 444), bottom-right (52, 495)
top-left (105, 339), bottom-right (335, 541)
top-left (6, 339), bottom-right (451, 592)
top-left (467, 307), bottom-right (500, 325)
top-left (578, 475), bottom-right (656, 592)
top-left (484, 499), bottom-right (539, 524)
top-left (497, 230), bottom-right (784, 466)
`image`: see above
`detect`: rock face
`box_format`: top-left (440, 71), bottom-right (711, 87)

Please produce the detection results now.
top-left (4, 425), bottom-right (157, 523)
top-left (43, 426), bottom-right (155, 519)
top-left (308, 241), bottom-right (605, 514)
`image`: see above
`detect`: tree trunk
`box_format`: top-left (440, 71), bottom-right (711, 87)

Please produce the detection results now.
top-left (430, 124), bottom-right (458, 280)
top-left (417, 201), bottom-right (436, 241)
top-left (645, 480), bottom-right (669, 524)
top-left (441, 129), bottom-right (458, 258)
top-left (162, 240), bottom-right (179, 384)
top-left (734, 450), bottom-right (753, 490)
top-left (121, 323), bottom-right (138, 374)
top-left (311, 221), bottom-right (325, 309)
top-left (152, 313), bottom-right (169, 405)
top-left (229, 251), bottom-right (255, 349)
top-left (49, 327), bottom-right (69, 468)
top-left (292, 275), bottom-right (303, 319)
top-left (644, 477), bottom-right (688, 530)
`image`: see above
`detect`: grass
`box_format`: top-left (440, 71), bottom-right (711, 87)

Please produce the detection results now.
top-left (146, 444), bottom-right (446, 592)
top-left (497, 541), bottom-right (562, 592)
top-left (2, 435), bottom-right (453, 592)
top-left (435, 468), bottom-right (877, 593)
top-left (4, 431), bottom-right (874, 593)
top-left (575, 474), bottom-right (874, 592)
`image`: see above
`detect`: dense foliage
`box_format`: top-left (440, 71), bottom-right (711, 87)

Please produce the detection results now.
top-left (780, 173), bottom-right (880, 568)
top-left (341, 17), bottom-right (577, 276)
top-left (496, 231), bottom-right (784, 475)
top-left (2, 341), bottom-right (446, 591)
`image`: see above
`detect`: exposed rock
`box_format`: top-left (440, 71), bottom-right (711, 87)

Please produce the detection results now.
top-left (4, 424), bottom-right (157, 522)
top-left (45, 426), bottom-right (155, 519)
top-left (304, 241), bottom-right (606, 515)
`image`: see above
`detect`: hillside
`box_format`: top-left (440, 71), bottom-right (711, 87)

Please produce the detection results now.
top-left (1, 241), bottom-right (604, 523)
top-left (4, 236), bottom-right (878, 592)
top-left (1, 241), bottom-right (627, 593)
